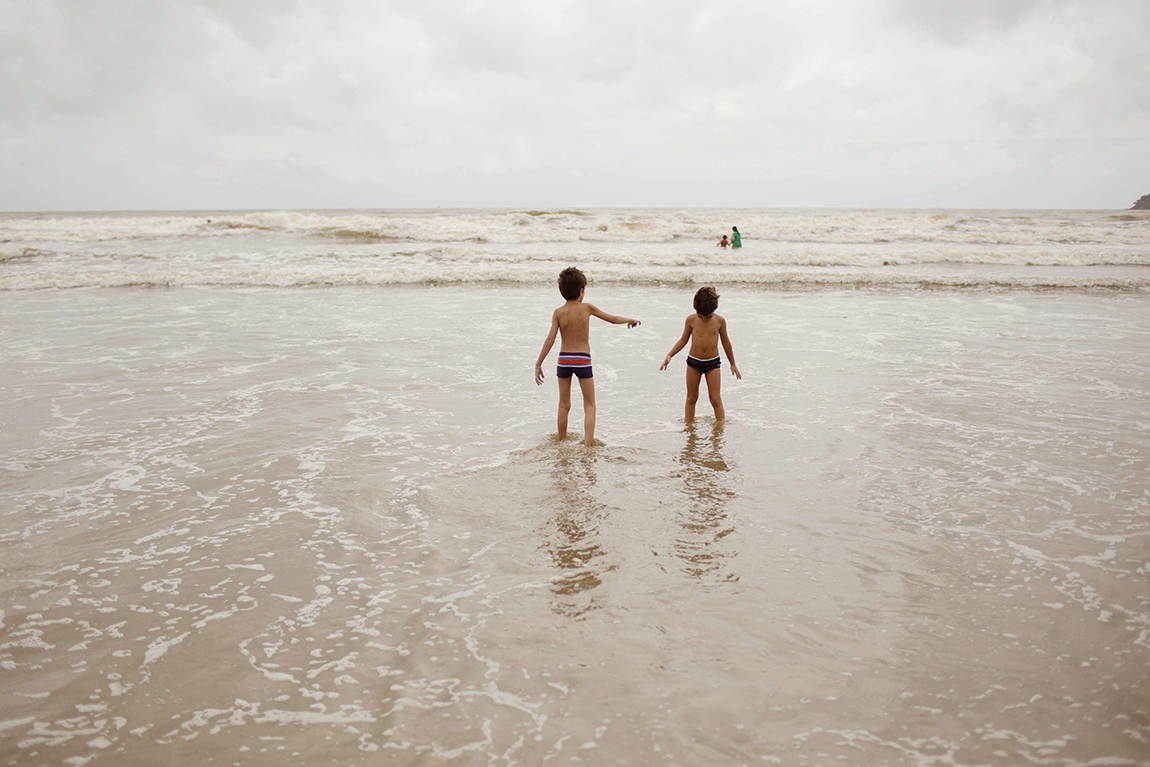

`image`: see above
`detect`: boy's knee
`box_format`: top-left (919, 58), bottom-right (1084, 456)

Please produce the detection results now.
top-left (708, 393), bottom-right (723, 407)
top-left (685, 392), bottom-right (699, 405)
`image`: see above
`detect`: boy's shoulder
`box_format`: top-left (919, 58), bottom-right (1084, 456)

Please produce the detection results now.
top-left (556, 301), bottom-right (593, 319)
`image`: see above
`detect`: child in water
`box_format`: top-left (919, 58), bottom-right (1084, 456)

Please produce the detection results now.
top-left (535, 267), bottom-right (640, 446)
top-left (718, 235), bottom-right (729, 248)
top-left (660, 286), bottom-right (741, 422)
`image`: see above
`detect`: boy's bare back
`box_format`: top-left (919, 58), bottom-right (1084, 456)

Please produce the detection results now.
top-left (684, 312), bottom-right (726, 359)
top-left (553, 302), bottom-right (596, 352)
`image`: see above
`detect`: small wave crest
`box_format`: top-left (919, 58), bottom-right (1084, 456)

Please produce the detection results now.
top-left (4, 268), bottom-right (1148, 292)
top-left (0, 247), bottom-right (55, 262)
top-left (316, 228), bottom-right (409, 243)
top-left (6, 208), bottom-right (1147, 249)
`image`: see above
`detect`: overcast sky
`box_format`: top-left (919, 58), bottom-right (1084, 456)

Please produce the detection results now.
top-left (2, 0), bottom-right (1148, 210)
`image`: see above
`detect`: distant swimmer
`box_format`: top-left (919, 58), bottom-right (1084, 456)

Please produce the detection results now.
top-left (730, 226), bottom-right (741, 248)
top-left (535, 267), bottom-right (641, 447)
top-left (718, 235), bottom-right (729, 248)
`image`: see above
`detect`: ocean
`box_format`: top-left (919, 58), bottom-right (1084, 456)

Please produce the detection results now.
top-left (1, 208), bottom-right (1148, 766)
top-left (2, 207), bottom-right (1149, 290)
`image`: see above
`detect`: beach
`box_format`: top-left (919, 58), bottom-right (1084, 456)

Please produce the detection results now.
top-left (1, 209), bottom-right (1149, 765)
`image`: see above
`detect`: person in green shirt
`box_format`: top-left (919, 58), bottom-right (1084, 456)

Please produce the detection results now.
top-left (730, 226), bottom-right (742, 248)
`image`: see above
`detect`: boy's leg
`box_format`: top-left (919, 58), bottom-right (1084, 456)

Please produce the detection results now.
top-left (684, 367), bottom-right (702, 423)
top-left (557, 376), bottom-right (573, 439)
top-left (578, 376), bottom-right (596, 446)
top-left (705, 368), bottom-right (724, 419)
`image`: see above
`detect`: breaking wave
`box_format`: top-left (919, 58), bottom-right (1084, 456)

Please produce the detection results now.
top-left (2, 207), bottom-right (1148, 292)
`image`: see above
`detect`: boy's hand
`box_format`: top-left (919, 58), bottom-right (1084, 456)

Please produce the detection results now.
top-left (535, 365), bottom-right (544, 386)
top-left (731, 364), bottom-right (742, 380)
top-left (659, 355), bottom-right (671, 371)
top-left (626, 318), bottom-right (640, 328)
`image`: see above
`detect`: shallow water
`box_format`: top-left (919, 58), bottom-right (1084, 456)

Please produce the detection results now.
top-left (1, 285), bottom-right (1148, 766)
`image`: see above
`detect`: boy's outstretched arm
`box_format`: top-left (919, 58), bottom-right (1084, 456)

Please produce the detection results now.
top-left (587, 304), bottom-right (640, 328)
top-left (535, 312), bottom-right (559, 385)
top-left (719, 319), bottom-right (741, 380)
top-left (660, 318), bottom-right (692, 370)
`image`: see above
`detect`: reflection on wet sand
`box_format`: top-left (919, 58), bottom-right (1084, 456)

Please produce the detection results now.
top-left (542, 448), bottom-right (613, 617)
top-left (673, 421), bottom-right (738, 581)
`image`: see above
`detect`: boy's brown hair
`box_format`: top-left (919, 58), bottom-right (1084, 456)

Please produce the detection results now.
top-left (558, 267), bottom-right (587, 300)
top-left (693, 286), bottom-right (719, 316)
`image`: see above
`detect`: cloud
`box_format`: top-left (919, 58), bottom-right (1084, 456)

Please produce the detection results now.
top-left (1, 0), bottom-right (1147, 209)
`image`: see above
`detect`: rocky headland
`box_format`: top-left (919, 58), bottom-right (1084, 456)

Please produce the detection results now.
top-left (1133, 194), bottom-right (1150, 210)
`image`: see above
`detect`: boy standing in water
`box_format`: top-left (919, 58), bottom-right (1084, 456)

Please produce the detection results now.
top-left (661, 286), bottom-right (741, 422)
top-left (535, 267), bottom-right (640, 446)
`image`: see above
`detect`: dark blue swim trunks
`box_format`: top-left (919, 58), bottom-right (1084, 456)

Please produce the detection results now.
top-left (687, 355), bottom-right (721, 374)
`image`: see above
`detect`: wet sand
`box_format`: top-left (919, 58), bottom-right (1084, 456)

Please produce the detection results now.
top-left (1, 285), bottom-right (1148, 765)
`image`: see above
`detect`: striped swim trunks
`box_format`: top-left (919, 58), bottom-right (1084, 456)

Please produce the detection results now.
top-left (556, 352), bottom-right (593, 379)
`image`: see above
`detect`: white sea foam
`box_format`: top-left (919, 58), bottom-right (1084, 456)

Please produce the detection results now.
top-left (2, 207), bottom-right (1149, 247)
top-left (1, 266), bottom-right (1148, 292)
top-left (1, 208), bottom-right (1148, 291)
